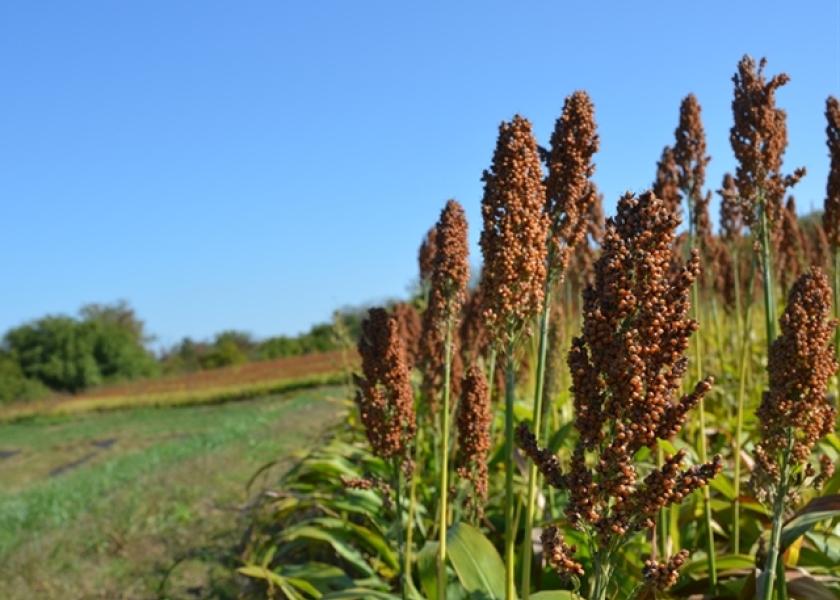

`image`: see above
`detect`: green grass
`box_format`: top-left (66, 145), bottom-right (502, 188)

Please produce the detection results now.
top-left (0, 385), bottom-right (348, 599)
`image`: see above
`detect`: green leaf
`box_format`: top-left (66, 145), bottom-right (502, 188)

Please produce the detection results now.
top-left (279, 524), bottom-right (375, 577)
top-left (781, 495), bottom-right (840, 551)
top-left (786, 572), bottom-right (840, 600)
top-left (446, 522), bottom-right (506, 599)
top-left (417, 541), bottom-right (440, 600)
top-left (321, 589), bottom-right (399, 599)
top-left (530, 592), bottom-right (576, 600)
top-left (682, 553), bottom-right (754, 577)
top-left (281, 563), bottom-right (354, 593)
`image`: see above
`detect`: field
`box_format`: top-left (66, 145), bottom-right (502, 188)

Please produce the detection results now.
top-left (0, 384), bottom-right (348, 599)
top-left (0, 350), bottom-right (353, 422)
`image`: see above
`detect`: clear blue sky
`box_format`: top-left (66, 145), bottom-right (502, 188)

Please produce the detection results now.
top-left (1, 2), bottom-right (838, 347)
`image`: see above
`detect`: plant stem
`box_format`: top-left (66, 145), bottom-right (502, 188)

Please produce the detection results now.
top-left (393, 458), bottom-right (407, 600)
top-left (521, 285), bottom-right (553, 600)
top-left (405, 429), bottom-right (420, 594)
top-left (591, 550), bottom-right (613, 600)
top-left (437, 321), bottom-right (453, 600)
top-left (760, 435), bottom-right (792, 600)
top-left (687, 194), bottom-right (716, 591)
top-left (693, 279), bottom-right (716, 591)
top-left (758, 194), bottom-right (777, 345)
top-left (834, 247), bottom-right (840, 397)
top-left (504, 338), bottom-right (517, 600)
top-left (733, 256), bottom-right (757, 555)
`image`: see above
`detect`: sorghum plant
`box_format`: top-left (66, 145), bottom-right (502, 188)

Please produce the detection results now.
top-left (418, 199), bottom-right (469, 598)
top-left (518, 191), bottom-right (722, 600)
top-left (750, 268), bottom-right (837, 600)
top-left (354, 307), bottom-right (417, 597)
top-left (521, 91), bottom-right (600, 598)
top-left (652, 146), bottom-right (681, 218)
top-left (730, 55), bottom-right (805, 346)
top-left (455, 365), bottom-right (491, 520)
top-left (671, 92), bottom-right (717, 585)
top-left (823, 96), bottom-right (840, 374)
top-left (480, 114), bottom-right (549, 600)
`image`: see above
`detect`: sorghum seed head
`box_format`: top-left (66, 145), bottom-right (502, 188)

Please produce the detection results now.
top-left (355, 308), bottom-right (416, 468)
top-left (730, 55), bottom-right (805, 231)
top-left (456, 366), bottom-right (491, 518)
top-left (824, 96), bottom-right (840, 247)
top-left (545, 90), bottom-right (600, 279)
top-left (480, 115), bottom-right (550, 340)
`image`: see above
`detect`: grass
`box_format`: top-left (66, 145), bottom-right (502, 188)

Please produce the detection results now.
top-left (0, 385), bottom-right (348, 599)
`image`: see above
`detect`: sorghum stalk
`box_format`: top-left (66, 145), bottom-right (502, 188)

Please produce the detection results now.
top-left (503, 341), bottom-right (517, 599)
top-left (521, 91), bottom-right (599, 599)
top-left (479, 115), bottom-right (550, 600)
top-left (437, 322), bottom-right (453, 599)
top-left (521, 284), bottom-right (551, 597)
top-left (393, 457), bottom-right (407, 600)
top-left (752, 269), bottom-right (837, 600)
top-left (674, 92), bottom-right (716, 589)
top-left (732, 259), bottom-right (757, 555)
top-left (419, 199), bottom-right (469, 596)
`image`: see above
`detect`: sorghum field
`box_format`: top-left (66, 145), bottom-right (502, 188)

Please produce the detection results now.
top-left (232, 56), bottom-right (840, 600)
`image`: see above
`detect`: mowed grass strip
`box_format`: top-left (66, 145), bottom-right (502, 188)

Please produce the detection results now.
top-left (0, 349), bottom-right (357, 422)
top-left (0, 385), bottom-right (348, 599)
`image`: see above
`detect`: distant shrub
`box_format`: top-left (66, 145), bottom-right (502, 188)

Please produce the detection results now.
top-left (3, 301), bottom-right (157, 393)
top-left (0, 353), bottom-right (49, 404)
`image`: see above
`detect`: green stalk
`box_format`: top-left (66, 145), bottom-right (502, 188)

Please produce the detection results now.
top-left (733, 258), bottom-right (757, 555)
top-left (693, 279), bottom-right (717, 591)
top-left (521, 284), bottom-right (553, 599)
top-left (405, 429), bottom-right (420, 593)
top-left (437, 322), bottom-right (454, 599)
top-left (760, 435), bottom-right (792, 600)
top-left (591, 550), bottom-right (613, 600)
top-left (393, 458), bottom-right (407, 600)
top-left (758, 194), bottom-right (777, 345)
top-left (687, 191), bottom-right (716, 591)
top-left (503, 338), bottom-right (517, 600)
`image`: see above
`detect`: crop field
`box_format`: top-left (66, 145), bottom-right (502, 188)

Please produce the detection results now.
top-left (0, 385), bottom-right (347, 599)
top-left (0, 350), bottom-right (353, 422)
top-left (229, 57), bottom-right (840, 600)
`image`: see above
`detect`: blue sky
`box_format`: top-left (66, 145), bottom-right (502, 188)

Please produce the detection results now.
top-left (1, 2), bottom-right (838, 347)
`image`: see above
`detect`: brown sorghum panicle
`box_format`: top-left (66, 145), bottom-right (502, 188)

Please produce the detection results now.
top-left (419, 200), bottom-right (470, 405)
top-left (542, 525), bottom-right (585, 578)
top-left (674, 94), bottom-right (711, 237)
top-left (643, 549), bottom-right (690, 591)
top-left (480, 115), bottom-right (550, 340)
top-left (802, 220), bottom-right (830, 271)
top-left (392, 302), bottom-right (422, 370)
top-left (456, 366), bottom-right (491, 517)
top-left (653, 146), bottom-right (681, 218)
top-left (824, 96), bottom-right (840, 247)
top-left (355, 308), bottom-right (416, 470)
top-left (752, 268), bottom-right (838, 502)
top-left (730, 55), bottom-right (805, 230)
top-left (427, 199), bottom-right (470, 325)
top-left (777, 196), bottom-right (803, 291)
top-left (567, 185), bottom-right (605, 295)
top-left (460, 281), bottom-right (490, 365)
top-left (545, 90), bottom-right (600, 279)
top-left (519, 191), bottom-right (722, 549)
top-left (418, 226), bottom-right (437, 285)
top-left (719, 172), bottom-right (742, 241)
